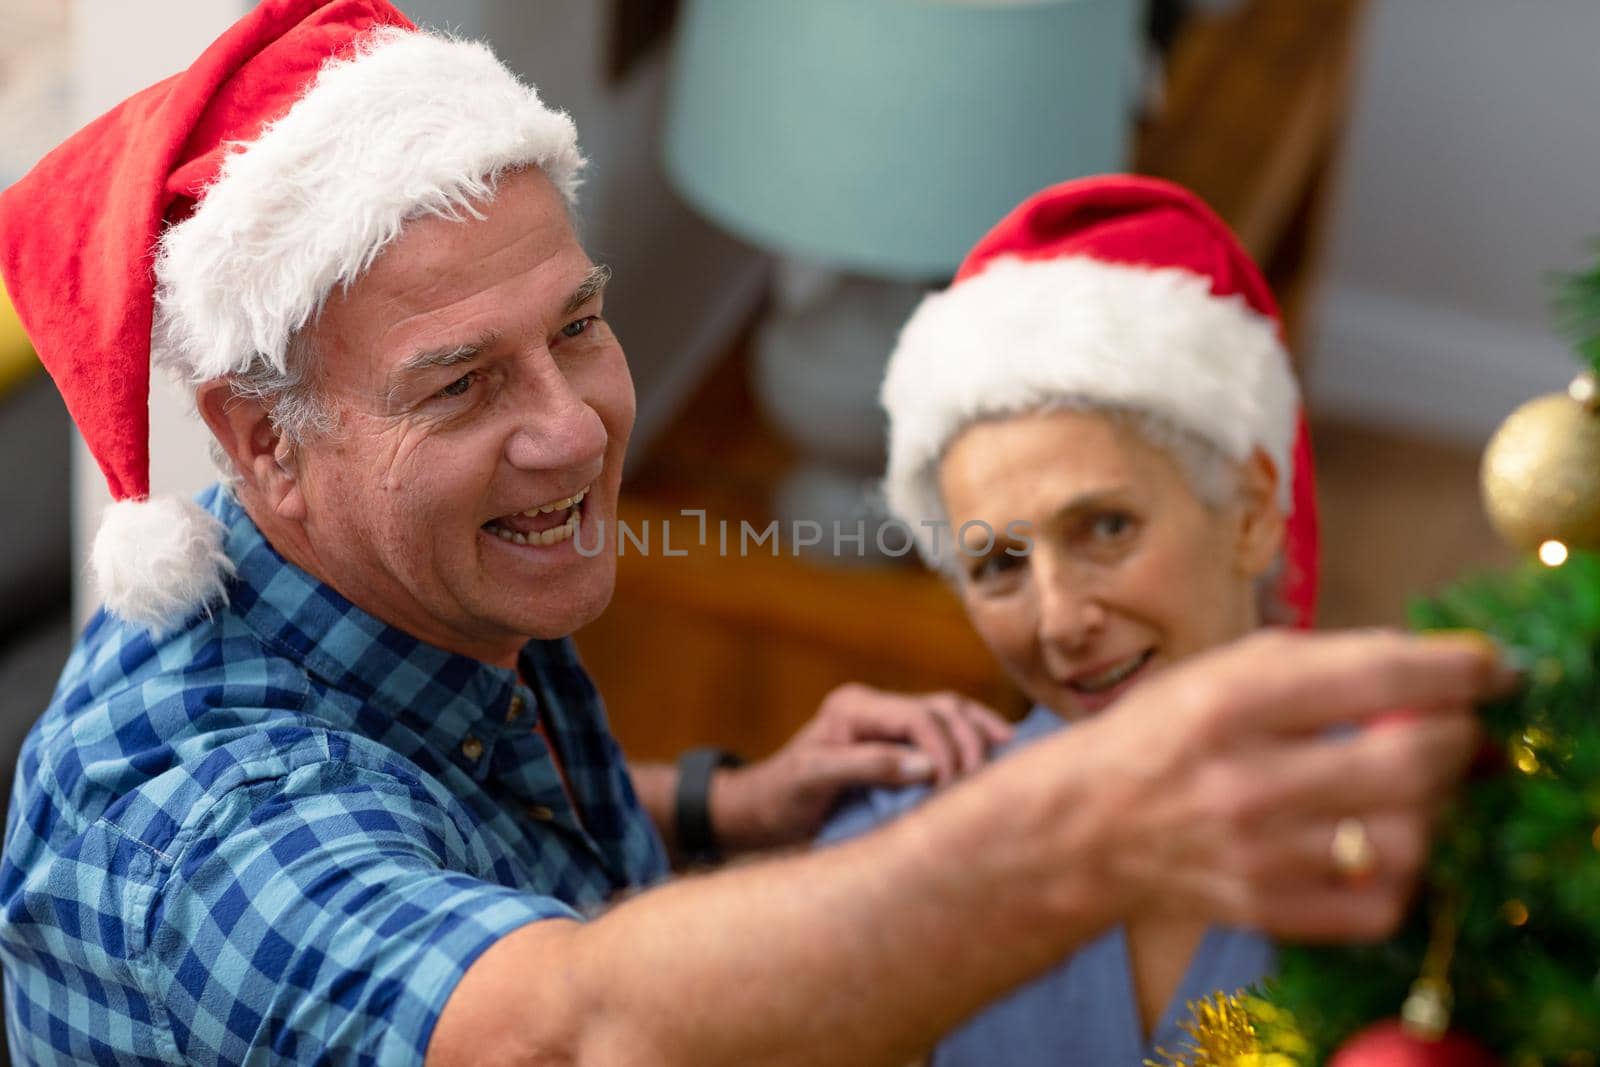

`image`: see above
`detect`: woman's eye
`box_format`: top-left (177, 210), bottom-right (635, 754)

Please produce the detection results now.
top-left (1089, 511), bottom-right (1135, 541)
top-left (437, 372), bottom-right (476, 399)
top-left (560, 316), bottom-right (596, 340)
top-left (971, 552), bottom-right (1024, 584)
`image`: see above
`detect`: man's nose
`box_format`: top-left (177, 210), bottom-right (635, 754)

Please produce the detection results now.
top-left (502, 353), bottom-right (607, 471)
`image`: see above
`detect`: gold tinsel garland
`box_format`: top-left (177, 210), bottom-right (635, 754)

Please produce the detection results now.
top-left (1147, 992), bottom-right (1309, 1067)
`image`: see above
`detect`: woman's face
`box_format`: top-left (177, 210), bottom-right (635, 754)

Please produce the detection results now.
top-left (938, 409), bottom-right (1283, 721)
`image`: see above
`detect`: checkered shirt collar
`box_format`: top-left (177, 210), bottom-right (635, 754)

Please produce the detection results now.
top-left (211, 485), bottom-right (526, 756)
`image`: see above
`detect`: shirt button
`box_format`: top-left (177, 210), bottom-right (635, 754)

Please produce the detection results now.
top-left (461, 735), bottom-right (485, 761)
top-left (505, 693), bottom-right (525, 723)
top-left (525, 803), bottom-right (556, 822)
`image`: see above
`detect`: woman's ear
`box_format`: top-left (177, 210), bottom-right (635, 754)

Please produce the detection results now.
top-left (195, 380), bottom-right (307, 521)
top-left (1233, 448), bottom-right (1286, 579)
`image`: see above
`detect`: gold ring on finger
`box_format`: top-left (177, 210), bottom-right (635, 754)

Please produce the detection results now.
top-left (1330, 816), bottom-right (1378, 884)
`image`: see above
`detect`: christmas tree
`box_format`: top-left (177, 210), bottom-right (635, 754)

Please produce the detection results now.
top-left (1160, 253), bottom-right (1600, 1066)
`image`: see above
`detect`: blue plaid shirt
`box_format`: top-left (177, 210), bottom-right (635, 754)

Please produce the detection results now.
top-left (0, 485), bottom-right (668, 1065)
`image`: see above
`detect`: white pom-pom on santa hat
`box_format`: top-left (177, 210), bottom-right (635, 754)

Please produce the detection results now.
top-left (90, 497), bottom-right (235, 637)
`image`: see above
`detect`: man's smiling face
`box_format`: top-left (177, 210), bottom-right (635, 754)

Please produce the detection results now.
top-left (285, 166), bottom-right (634, 664)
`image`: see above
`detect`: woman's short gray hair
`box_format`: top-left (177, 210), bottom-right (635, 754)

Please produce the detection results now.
top-left (909, 399), bottom-right (1290, 623)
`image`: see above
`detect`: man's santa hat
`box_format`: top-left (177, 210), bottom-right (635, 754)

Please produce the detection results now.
top-left (0, 0), bottom-right (583, 633)
top-left (882, 174), bottom-right (1319, 626)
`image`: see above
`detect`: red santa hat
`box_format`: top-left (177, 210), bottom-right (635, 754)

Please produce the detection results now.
top-left (881, 174), bottom-right (1319, 626)
top-left (0, 0), bottom-right (583, 633)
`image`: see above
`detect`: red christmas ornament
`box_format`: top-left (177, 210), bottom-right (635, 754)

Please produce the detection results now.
top-left (1328, 1021), bottom-right (1497, 1067)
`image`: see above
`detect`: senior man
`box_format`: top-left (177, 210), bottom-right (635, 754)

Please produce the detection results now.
top-left (0, 3), bottom-right (1508, 1065)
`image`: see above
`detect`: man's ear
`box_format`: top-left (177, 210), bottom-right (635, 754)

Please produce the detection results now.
top-left (195, 380), bottom-right (307, 521)
top-left (1233, 448), bottom-right (1286, 580)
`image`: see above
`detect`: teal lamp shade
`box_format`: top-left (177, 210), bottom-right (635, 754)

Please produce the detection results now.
top-left (662, 0), bottom-right (1144, 280)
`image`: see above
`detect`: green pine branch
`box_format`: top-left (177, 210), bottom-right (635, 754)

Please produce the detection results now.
top-left (1554, 245), bottom-right (1600, 376)
top-left (1175, 246), bottom-right (1600, 1066)
top-left (1254, 552), bottom-right (1600, 1064)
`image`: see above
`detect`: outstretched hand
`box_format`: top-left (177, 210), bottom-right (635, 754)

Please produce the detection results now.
top-left (1017, 628), bottom-right (1518, 942)
top-left (710, 683), bottom-right (1015, 855)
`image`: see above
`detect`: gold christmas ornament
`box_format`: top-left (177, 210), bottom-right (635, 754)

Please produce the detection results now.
top-left (1401, 893), bottom-right (1461, 1041)
top-left (1481, 373), bottom-right (1600, 553)
top-left (1148, 992), bottom-right (1258, 1066)
top-left (1400, 977), bottom-right (1452, 1039)
top-left (1148, 993), bottom-right (1307, 1067)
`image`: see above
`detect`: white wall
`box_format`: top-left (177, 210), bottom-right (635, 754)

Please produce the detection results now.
top-left (402, 0), bottom-right (766, 455)
top-left (68, 0), bottom-right (766, 622)
top-left (1311, 0), bottom-right (1600, 442)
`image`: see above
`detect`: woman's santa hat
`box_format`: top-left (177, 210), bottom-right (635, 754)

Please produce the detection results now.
top-left (0, 0), bottom-right (583, 634)
top-left (882, 174), bottom-right (1319, 626)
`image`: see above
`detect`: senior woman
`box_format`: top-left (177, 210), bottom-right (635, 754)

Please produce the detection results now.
top-left (822, 174), bottom-right (1325, 1064)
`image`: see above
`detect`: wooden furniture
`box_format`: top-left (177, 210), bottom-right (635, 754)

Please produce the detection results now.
top-left (575, 0), bottom-right (1369, 762)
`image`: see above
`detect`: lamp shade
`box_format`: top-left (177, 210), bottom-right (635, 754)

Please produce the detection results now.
top-left (662, 0), bottom-right (1144, 280)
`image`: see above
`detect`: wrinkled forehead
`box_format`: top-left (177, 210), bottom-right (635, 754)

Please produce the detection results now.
top-left (300, 167), bottom-right (597, 384)
top-left (937, 401), bottom-right (1242, 516)
top-left (942, 405), bottom-right (1178, 481)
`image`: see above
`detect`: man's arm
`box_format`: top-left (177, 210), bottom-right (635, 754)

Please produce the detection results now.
top-left (434, 739), bottom-right (1108, 1067)
top-left (430, 630), bottom-right (1511, 1067)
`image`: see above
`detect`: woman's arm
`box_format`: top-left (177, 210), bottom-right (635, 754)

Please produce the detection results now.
top-left (630, 687), bottom-right (1014, 862)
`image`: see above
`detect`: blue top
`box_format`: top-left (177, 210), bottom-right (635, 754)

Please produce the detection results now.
top-left (820, 707), bottom-right (1274, 1066)
top-left (0, 485), bottom-right (668, 1066)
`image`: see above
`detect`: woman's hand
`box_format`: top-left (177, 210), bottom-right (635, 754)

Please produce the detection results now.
top-left (710, 684), bottom-right (1015, 855)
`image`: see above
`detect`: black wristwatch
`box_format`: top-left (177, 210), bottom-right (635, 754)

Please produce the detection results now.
top-left (674, 746), bottom-right (745, 866)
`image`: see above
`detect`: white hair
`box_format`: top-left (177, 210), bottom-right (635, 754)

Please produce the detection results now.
top-left (880, 255), bottom-right (1299, 567)
top-left (149, 26), bottom-right (586, 476)
top-left (928, 399), bottom-right (1291, 623)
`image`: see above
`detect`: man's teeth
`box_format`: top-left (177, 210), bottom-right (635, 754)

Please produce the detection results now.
top-left (1072, 652), bottom-right (1152, 694)
top-left (490, 509), bottom-right (581, 546)
top-left (522, 488), bottom-right (587, 516)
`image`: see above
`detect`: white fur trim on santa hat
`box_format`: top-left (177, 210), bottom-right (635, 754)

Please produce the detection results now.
top-left (881, 255), bottom-right (1299, 567)
top-left (151, 26), bottom-right (584, 384)
top-left (91, 496), bottom-right (235, 635)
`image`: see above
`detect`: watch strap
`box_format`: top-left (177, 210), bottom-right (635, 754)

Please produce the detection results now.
top-left (674, 746), bottom-right (745, 864)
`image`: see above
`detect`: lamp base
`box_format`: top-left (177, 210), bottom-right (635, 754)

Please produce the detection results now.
top-left (751, 273), bottom-right (928, 565)
top-left (751, 274), bottom-right (924, 471)
top-left (769, 461), bottom-right (906, 567)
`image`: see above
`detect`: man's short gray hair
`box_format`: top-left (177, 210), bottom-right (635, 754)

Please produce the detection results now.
top-left (206, 329), bottom-right (337, 483)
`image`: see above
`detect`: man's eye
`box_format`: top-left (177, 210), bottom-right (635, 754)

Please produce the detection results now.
top-left (560, 316), bottom-right (597, 340)
top-left (437, 372), bottom-right (476, 399)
